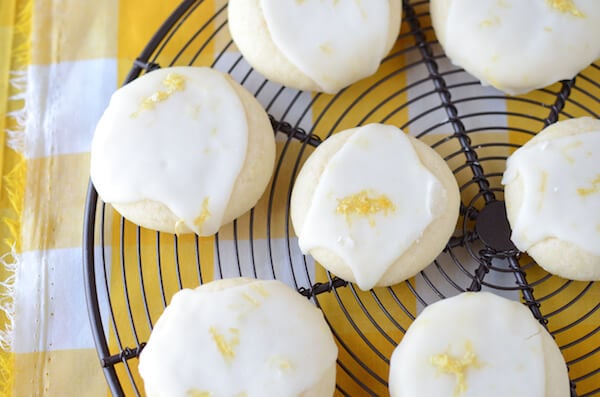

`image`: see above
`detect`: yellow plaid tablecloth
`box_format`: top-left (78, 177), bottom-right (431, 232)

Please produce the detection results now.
top-left (1, 0), bottom-right (599, 396)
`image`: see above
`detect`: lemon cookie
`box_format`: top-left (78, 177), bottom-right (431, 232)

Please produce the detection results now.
top-left (90, 66), bottom-right (276, 236)
top-left (389, 292), bottom-right (569, 397)
top-left (228, 0), bottom-right (402, 94)
top-left (291, 124), bottom-right (460, 290)
top-left (503, 117), bottom-right (600, 280)
top-left (431, 0), bottom-right (600, 95)
top-left (138, 278), bottom-right (338, 397)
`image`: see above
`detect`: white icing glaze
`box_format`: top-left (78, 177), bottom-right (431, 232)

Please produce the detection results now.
top-left (90, 66), bottom-right (248, 235)
top-left (260, 0), bottom-right (391, 93)
top-left (138, 280), bottom-right (337, 397)
top-left (389, 292), bottom-right (547, 397)
top-left (298, 124), bottom-right (444, 290)
top-left (437, 0), bottom-right (600, 94)
top-left (502, 130), bottom-right (600, 254)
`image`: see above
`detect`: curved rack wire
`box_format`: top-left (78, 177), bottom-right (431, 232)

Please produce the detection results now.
top-left (84, 1), bottom-right (600, 396)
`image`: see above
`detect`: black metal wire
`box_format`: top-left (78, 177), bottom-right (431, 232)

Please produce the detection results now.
top-left (119, 218), bottom-right (141, 347)
top-left (325, 295), bottom-right (387, 393)
top-left (193, 234), bottom-right (204, 284)
top-left (349, 286), bottom-right (397, 348)
top-left (554, 304), bottom-right (600, 337)
top-left (82, 0), bottom-right (600, 396)
top-left (370, 289), bottom-right (408, 334)
top-left (154, 232), bottom-right (167, 308)
top-left (83, 185), bottom-right (124, 395)
top-left (135, 227), bottom-right (153, 330)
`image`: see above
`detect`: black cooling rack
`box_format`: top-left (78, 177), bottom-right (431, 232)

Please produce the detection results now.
top-left (83, 1), bottom-right (600, 396)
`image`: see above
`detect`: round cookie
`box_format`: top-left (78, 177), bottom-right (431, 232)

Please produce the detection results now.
top-left (430, 0), bottom-right (600, 95)
top-left (138, 278), bottom-right (338, 397)
top-left (502, 117), bottom-right (600, 280)
top-left (90, 66), bottom-right (276, 236)
top-left (389, 292), bottom-right (570, 397)
top-left (291, 124), bottom-right (460, 290)
top-left (228, 0), bottom-right (402, 94)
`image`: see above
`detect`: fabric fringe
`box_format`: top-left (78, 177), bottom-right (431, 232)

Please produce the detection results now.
top-left (5, 6), bottom-right (31, 154)
top-left (0, 248), bottom-right (17, 353)
top-left (0, 167), bottom-right (25, 397)
top-left (5, 92), bottom-right (27, 152)
top-left (0, 0), bottom-right (32, 395)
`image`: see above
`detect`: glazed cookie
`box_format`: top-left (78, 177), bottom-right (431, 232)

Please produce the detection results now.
top-left (138, 278), bottom-right (338, 397)
top-left (502, 117), bottom-right (600, 280)
top-left (228, 0), bottom-right (402, 94)
top-left (291, 124), bottom-right (460, 290)
top-left (389, 292), bottom-right (569, 397)
top-left (431, 0), bottom-right (600, 95)
top-left (90, 66), bottom-right (276, 236)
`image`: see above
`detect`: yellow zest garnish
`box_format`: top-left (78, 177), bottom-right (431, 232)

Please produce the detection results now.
top-left (539, 171), bottom-right (548, 194)
top-left (319, 43), bottom-right (333, 55)
top-left (209, 327), bottom-right (239, 363)
top-left (346, 0), bottom-right (366, 18)
top-left (537, 171), bottom-right (548, 210)
top-left (141, 91), bottom-right (168, 109)
top-left (250, 283), bottom-right (269, 297)
top-left (163, 72), bottom-right (186, 92)
top-left (336, 190), bottom-right (396, 226)
top-left (186, 390), bottom-right (212, 397)
top-left (270, 356), bottom-right (295, 372)
top-left (194, 198), bottom-right (211, 233)
top-left (479, 16), bottom-right (500, 27)
top-left (546, 0), bottom-right (585, 17)
top-left (560, 140), bottom-right (583, 163)
top-left (131, 72), bottom-right (186, 117)
top-left (577, 174), bottom-right (600, 197)
top-left (430, 342), bottom-right (483, 397)
top-left (242, 292), bottom-right (260, 307)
